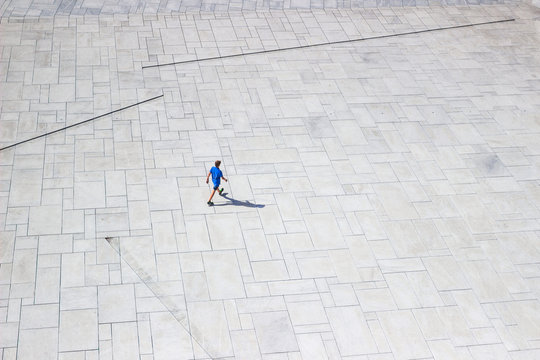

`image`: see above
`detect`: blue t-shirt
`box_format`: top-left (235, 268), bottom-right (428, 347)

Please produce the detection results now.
top-left (210, 166), bottom-right (223, 186)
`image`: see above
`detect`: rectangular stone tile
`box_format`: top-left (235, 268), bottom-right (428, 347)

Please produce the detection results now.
top-left (35, 267), bottom-right (60, 304)
top-left (332, 120), bottom-right (368, 146)
top-left (190, 131), bottom-right (221, 158)
top-left (119, 236), bottom-right (157, 280)
top-left (156, 254), bottom-right (181, 281)
top-left (233, 148), bottom-right (299, 164)
top-left (326, 306), bottom-right (377, 356)
top-left (183, 272), bottom-right (210, 302)
top-left (462, 260), bottom-right (512, 302)
top-left (308, 174), bottom-right (344, 195)
top-left (0, 322), bottom-right (19, 348)
top-left (36, 236), bottom-right (68, 256)
top-left (436, 306), bottom-right (476, 346)
top-left (468, 343), bottom-right (509, 360)
top-left (9, 169), bottom-right (42, 206)
top-left (12, 249), bottom-right (37, 283)
top-left (96, 211), bottom-right (129, 233)
top-left (206, 213), bottom-right (244, 249)
top-left (244, 229), bottom-right (271, 261)
top-left (297, 256), bottom-right (335, 278)
top-left (407, 271), bottom-right (444, 307)
top-left (0, 231), bottom-right (15, 263)
top-left (258, 205), bottom-right (285, 234)
top-left (248, 174), bottom-right (280, 189)
top-left (356, 211), bottom-right (387, 240)
top-left (150, 312), bottom-right (193, 360)
top-left (98, 284), bottom-right (136, 323)
top-left (329, 249), bottom-right (361, 283)
top-left (18, 328), bottom-right (58, 360)
top-left (287, 300), bottom-right (327, 326)
top-left (59, 309), bottom-right (98, 351)
top-left (74, 182), bottom-right (105, 209)
top-left (61, 253), bottom-right (85, 288)
top-left (278, 233), bottom-right (314, 253)
top-left (228, 175), bottom-right (253, 201)
top-left (128, 201), bottom-right (151, 230)
top-left (297, 333), bottom-right (328, 360)
top-left (252, 311), bottom-right (298, 354)
top-left (20, 304), bottom-right (58, 329)
top-left (385, 221), bottom-right (429, 257)
top-left (231, 330), bottom-right (261, 359)
top-left (274, 193), bottom-right (302, 221)
top-left (114, 142), bottom-right (144, 170)
top-left (203, 251), bottom-right (245, 300)
top-left (505, 300), bottom-right (540, 341)
top-left (28, 205), bottom-right (62, 235)
top-left (356, 288), bottom-right (397, 312)
top-left (413, 308), bottom-right (447, 341)
top-left (252, 260), bottom-right (289, 282)
top-left (179, 187), bottom-right (214, 215)
top-left (185, 217), bottom-right (211, 251)
top-left (385, 273), bottom-right (421, 309)
top-left (60, 287), bottom-right (97, 311)
top-left (305, 213), bottom-right (345, 249)
top-left (105, 171), bottom-right (126, 196)
top-left (188, 301), bottom-right (233, 358)
top-left (62, 210), bottom-right (85, 234)
top-left (452, 290), bottom-right (491, 328)
top-left (112, 322), bottom-right (139, 360)
top-left (423, 256), bottom-right (470, 291)
top-left (148, 178), bottom-right (181, 211)
top-left (152, 222), bottom-right (177, 254)
top-left (373, 183), bottom-right (419, 220)
top-left (378, 310), bottom-right (431, 360)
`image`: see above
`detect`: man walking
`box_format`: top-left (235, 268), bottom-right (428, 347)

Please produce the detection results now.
top-left (206, 160), bottom-right (227, 206)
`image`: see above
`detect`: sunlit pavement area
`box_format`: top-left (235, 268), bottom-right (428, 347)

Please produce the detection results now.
top-left (1, 0), bottom-right (540, 359)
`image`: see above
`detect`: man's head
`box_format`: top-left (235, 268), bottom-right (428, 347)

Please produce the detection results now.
top-left (215, 160), bottom-right (221, 168)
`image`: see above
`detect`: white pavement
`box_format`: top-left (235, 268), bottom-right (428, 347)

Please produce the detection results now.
top-left (1, 2), bottom-right (540, 360)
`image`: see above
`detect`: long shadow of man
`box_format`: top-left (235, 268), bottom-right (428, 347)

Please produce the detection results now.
top-left (213, 193), bottom-right (265, 208)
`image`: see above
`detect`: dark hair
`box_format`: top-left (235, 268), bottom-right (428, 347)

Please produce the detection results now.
top-left (215, 160), bottom-right (221, 167)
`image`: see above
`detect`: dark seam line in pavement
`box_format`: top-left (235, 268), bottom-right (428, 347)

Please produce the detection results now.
top-left (142, 18), bottom-right (515, 69)
top-left (105, 236), bottom-right (214, 359)
top-left (0, 94), bottom-right (164, 152)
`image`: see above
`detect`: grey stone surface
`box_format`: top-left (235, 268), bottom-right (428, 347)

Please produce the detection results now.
top-left (1, 2), bottom-right (540, 360)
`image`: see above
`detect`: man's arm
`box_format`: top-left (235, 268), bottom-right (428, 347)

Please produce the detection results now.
top-left (206, 172), bottom-right (211, 183)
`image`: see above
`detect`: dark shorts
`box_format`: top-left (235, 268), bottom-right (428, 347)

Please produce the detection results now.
top-left (213, 184), bottom-right (220, 190)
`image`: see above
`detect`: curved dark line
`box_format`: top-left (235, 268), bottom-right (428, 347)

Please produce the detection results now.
top-left (142, 18), bottom-right (515, 69)
top-left (0, 94), bottom-right (164, 152)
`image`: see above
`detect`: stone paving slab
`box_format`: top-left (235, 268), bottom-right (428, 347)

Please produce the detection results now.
top-left (0, 0), bottom-right (513, 17)
top-left (1, 2), bottom-right (540, 360)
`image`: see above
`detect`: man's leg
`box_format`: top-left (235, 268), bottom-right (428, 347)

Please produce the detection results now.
top-left (207, 189), bottom-right (217, 203)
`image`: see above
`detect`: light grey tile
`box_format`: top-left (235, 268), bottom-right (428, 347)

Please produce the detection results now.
top-left (203, 251), bottom-right (245, 300)
top-left (98, 285), bottom-right (136, 323)
top-left (28, 206), bottom-right (62, 235)
top-left (59, 309), bottom-right (98, 351)
top-left (206, 213), bottom-right (244, 249)
top-left (326, 306), bottom-right (377, 356)
top-left (18, 328), bottom-right (58, 360)
top-left (188, 301), bottom-right (233, 358)
top-left (252, 311), bottom-right (298, 354)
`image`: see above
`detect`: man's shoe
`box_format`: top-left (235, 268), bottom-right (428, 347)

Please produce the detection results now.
top-left (207, 201), bottom-right (214, 206)
top-left (219, 188), bottom-right (224, 195)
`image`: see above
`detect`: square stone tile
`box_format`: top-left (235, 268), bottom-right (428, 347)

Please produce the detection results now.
top-left (98, 284), bottom-right (136, 323)
top-left (59, 309), bottom-right (98, 351)
top-left (252, 311), bottom-right (298, 354)
top-left (28, 206), bottom-right (62, 235)
top-left (203, 251), bottom-right (245, 300)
